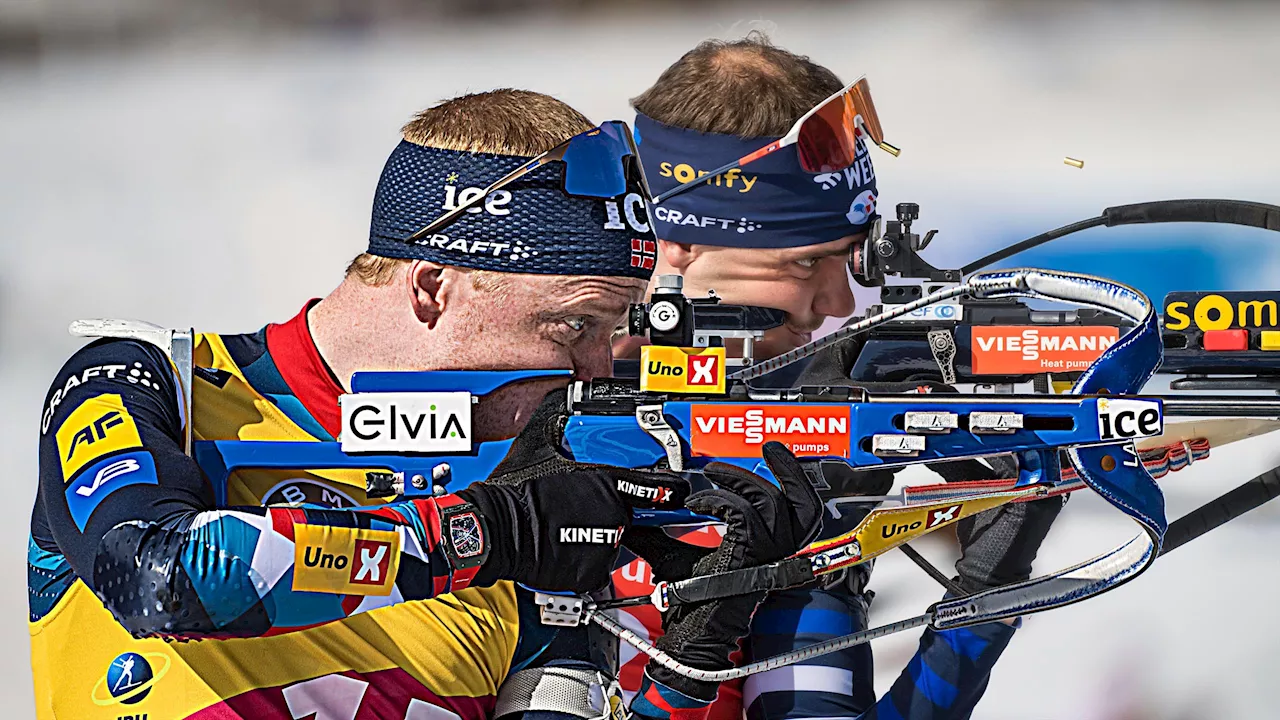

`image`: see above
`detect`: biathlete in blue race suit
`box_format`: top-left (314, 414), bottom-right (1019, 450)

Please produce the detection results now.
top-left (603, 35), bottom-right (1067, 720)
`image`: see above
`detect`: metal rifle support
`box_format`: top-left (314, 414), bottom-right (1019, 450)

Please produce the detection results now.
top-left (69, 319), bottom-right (195, 455)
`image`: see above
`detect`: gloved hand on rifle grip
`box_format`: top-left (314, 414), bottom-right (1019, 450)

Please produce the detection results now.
top-left (953, 493), bottom-right (1065, 595)
top-left (636, 442), bottom-right (822, 709)
top-left (929, 452), bottom-right (1065, 595)
top-left (456, 390), bottom-right (689, 593)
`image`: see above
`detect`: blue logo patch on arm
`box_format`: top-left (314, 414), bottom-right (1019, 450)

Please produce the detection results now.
top-left (65, 451), bottom-right (158, 531)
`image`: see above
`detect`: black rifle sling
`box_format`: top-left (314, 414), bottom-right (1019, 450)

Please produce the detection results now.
top-left (665, 556), bottom-right (815, 607)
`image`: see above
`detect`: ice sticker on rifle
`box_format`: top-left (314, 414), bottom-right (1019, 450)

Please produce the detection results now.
top-left (970, 326), bottom-right (1119, 375)
top-left (640, 346), bottom-right (726, 394)
top-left (690, 405), bottom-right (851, 458)
top-left (1097, 398), bottom-right (1163, 441)
top-left (292, 525), bottom-right (402, 596)
top-left (339, 391), bottom-right (471, 453)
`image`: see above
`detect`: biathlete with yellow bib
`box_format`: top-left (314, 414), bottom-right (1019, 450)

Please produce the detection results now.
top-left (28, 88), bottom-right (820, 720)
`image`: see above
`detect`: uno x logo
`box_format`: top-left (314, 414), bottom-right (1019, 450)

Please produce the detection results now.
top-left (927, 504), bottom-right (962, 528)
top-left (349, 539), bottom-right (392, 585)
top-left (687, 354), bottom-right (720, 386)
top-left (293, 526), bottom-right (401, 596)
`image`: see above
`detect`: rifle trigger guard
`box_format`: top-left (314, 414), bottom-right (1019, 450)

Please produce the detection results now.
top-left (637, 405), bottom-right (684, 472)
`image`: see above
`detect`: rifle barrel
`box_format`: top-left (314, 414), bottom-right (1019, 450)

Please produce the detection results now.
top-left (1158, 396), bottom-right (1280, 416)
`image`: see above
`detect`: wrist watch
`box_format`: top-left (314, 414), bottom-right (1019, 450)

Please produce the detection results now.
top-left (435, 496), bottom-right (490, 571)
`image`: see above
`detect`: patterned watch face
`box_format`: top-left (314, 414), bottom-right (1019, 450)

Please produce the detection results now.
top-left (448, 512), bottom-right (484, 558)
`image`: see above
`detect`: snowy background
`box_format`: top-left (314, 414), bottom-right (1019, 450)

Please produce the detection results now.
top-left (4, 1), bottom-right (1280, 717)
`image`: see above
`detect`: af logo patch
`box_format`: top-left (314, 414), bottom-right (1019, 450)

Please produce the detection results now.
top-left (55, 394), bottom-right (143, 481)
top-left (293, 525), bottom-right (401, 596)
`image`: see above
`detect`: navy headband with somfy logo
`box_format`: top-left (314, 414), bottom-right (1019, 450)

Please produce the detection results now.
top-left (634, 113), bottom-right (879, 249)
top-left (368, 140), bottom-right (656, 279)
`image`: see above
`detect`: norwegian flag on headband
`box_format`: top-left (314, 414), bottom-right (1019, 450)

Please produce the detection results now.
top-left (631, 239), bottom-right (656, 270)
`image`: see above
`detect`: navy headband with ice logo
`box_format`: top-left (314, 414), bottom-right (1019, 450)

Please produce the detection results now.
top-left (634, 113), bottom-right (878, 249)
top-left (367, 140), bottom-right (656, 279)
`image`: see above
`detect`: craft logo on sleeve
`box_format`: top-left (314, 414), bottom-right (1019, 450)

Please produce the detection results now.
top-left (639, 346), bottom-right (726, 393)
top-left (293, 525), bottom-right (402, 596)
top-left (970, 326), bottom-right (1119, 375)
top-left (55, 394), bottom-right (144, 481)
top-left (689, 404), bottom-right (850, 458)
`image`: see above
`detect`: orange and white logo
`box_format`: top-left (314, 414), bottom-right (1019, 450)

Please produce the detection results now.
top-left (640, 346), bottom-right (726, 394)
top-left (689, 404), bottom-right (851, 458)
top-left (293, 525), bottom-right (401, 596)
top-left (970, 326), bottom-right (1118, 375)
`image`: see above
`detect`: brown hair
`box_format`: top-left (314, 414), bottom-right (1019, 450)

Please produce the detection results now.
top-left (631, 32), bottom-right (844, 138)
top-left (348, 88), bottom-right (594, 287)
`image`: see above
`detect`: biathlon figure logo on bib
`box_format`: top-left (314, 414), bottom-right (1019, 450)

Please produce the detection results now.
top-left (92, 651), bottom-right (170, 706)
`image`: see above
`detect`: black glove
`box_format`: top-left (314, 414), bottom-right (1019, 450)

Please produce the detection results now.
top-left (953, 494), bottom-right (1065, 594)
top-left (457, 391), bottom-right (688, 593)
top-left (644, 442), bottom-right (822, 701)
top-left (931, 452), bottom-right (1065, 594)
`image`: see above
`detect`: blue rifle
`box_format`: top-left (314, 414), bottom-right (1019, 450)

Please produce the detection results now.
top-left (79, 203), bottom-right (1276, 678)
top-left (175, 259), bottom-right (1280, 676)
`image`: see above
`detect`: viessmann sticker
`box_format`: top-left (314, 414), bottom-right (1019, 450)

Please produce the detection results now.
top-left (689, 405), bottom-right (851, 458)
top-left (970, 326), bottom-right (1119, 375)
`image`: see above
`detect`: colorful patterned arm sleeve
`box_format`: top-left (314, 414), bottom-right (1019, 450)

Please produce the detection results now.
top-left (37, 339), bottom-right (484, 639)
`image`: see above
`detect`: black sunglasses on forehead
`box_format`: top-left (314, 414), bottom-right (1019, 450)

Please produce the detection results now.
top-left (405, 121), bottom-right (652, 243)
